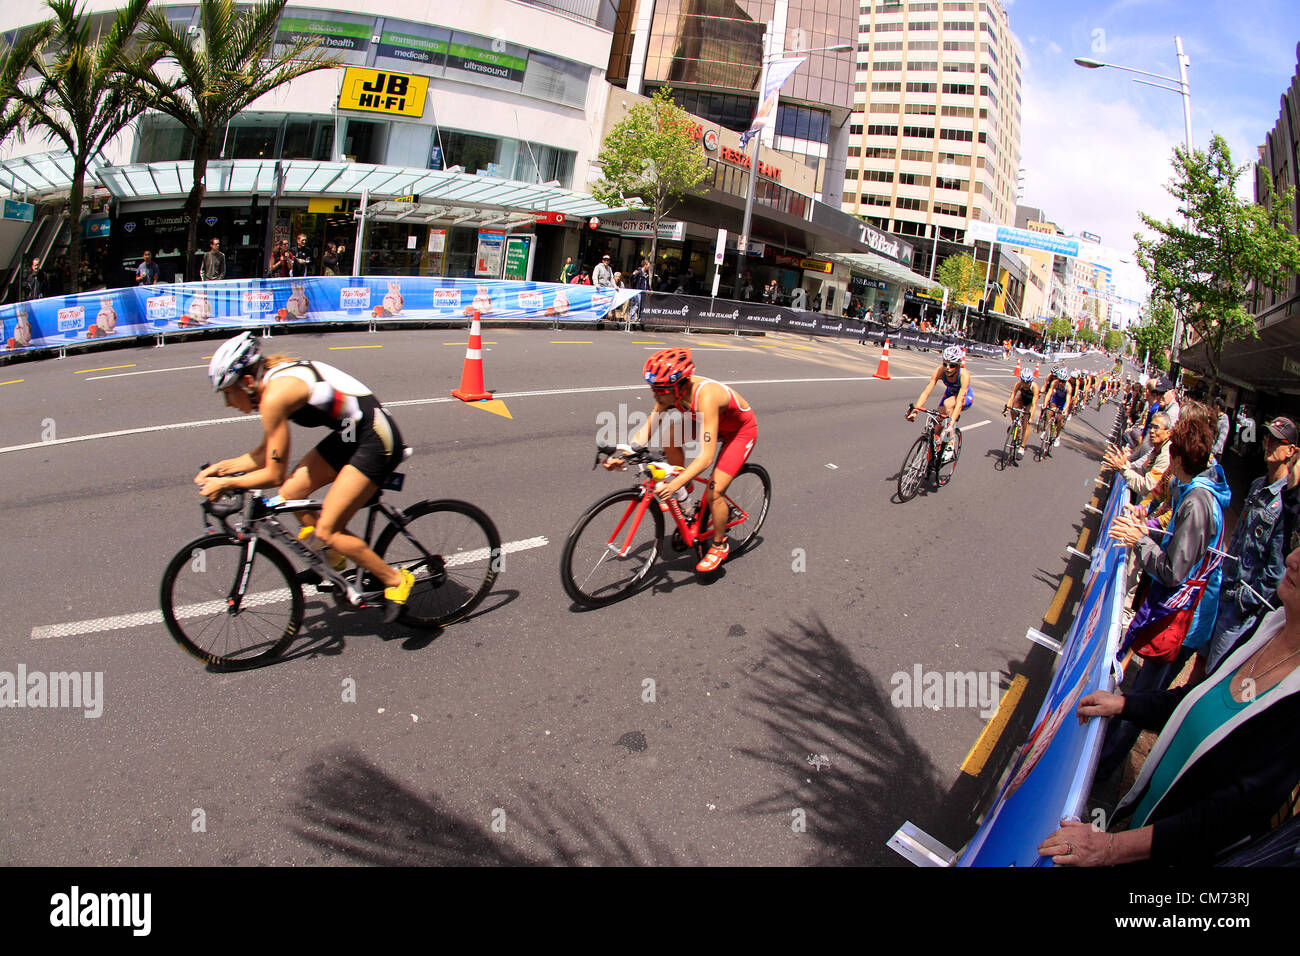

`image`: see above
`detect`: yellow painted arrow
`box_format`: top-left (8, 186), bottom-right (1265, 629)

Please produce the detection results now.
top-left (464, 399), bottom-right (513, 419)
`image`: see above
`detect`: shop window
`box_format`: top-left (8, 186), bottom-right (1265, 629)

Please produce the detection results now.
top-left (343, 119), bottom-right (388, 164)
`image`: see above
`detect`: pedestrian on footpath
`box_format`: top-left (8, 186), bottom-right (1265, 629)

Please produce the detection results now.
top-left (201, 238), bottom-right (226, 282)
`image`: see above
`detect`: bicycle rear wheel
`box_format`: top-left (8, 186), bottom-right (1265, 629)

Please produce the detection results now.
top-left (715, 463), bottom-right (771, 554)
top-left (373, 499), bottom-right (500, 628)
top-left (998, 422), bottom-right (1014, 470)
top-left (561, 489), bottom-right (664, 607)
top-left (160, 535), bottom-right (302, 670)
top-left (897, 436), bottom-right (929, 502)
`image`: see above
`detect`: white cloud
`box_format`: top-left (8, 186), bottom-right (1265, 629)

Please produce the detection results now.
top-left (1046, 41), bottom-right (1063, 56)
top-left (1018, 70), bottom-right (1182, 305)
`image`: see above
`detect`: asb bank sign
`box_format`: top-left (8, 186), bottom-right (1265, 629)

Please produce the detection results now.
top-left (338, 67), bottom-right (428, 118)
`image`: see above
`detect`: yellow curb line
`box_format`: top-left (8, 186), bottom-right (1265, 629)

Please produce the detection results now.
top-left (76, 364), bottom-right (136, 374)
top-left (961, 674), bottom-right (1029, 776)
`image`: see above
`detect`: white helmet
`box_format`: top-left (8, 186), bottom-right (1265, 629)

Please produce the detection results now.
top-left (941, 345), bottom-right (964, 364)
top-left (209, 331), bottom-right (261, 391)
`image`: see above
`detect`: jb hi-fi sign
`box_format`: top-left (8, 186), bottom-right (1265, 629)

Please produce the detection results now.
top-left (683, 121), bottom-right (782, 182)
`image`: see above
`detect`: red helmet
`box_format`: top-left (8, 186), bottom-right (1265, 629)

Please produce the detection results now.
top-left (643, 347), bottom-right (694, 387)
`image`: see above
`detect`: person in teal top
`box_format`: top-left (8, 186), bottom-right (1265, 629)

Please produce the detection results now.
top-left (1037, 549), bottom-right (1300, 866)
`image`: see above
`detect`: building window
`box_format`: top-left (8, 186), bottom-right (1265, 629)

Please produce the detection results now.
top-left (866, 124), bottom-right (899, 136)
top-left (873, 61), bottom-right (904, 71)
top-left (898, 171), bottom-right (931, 186)
top-left (908, 40), bottom-right (939, 51)
top-left (908, 61), bottom-right (938, 71)
top-left (943, 83), bottom-right (975, 95)
top-left (905, 103), bottom-right (936, 114)
top-left (903, 125), bottom-right (936, 138)
top-left (905, 81), bottom-right (937, 93)
top-left (933, 201), bottom-right (967, 217)
top-left (896, 196), bottom-right (927, 211)
top-left (940, 128), bottom-right (973, 142)
top-left (943, 40), bottom-right (975, 51)
top-left (871, 102), bottom-right (900, 112)
top-left (873, 81), bottom-right (902, 92)
top-left (900, 148), bottom-right (933, 161)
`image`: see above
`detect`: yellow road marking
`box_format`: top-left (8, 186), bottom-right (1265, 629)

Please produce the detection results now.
top-left (1076, 527), bottom-right (1090, 551)
top-left (463, 399), bottom-right (512, 419)
top-left (0, 379), bottom-right (23, 386)
top-left (1044, 574), bottom-right (1074, 626)
top-left (76, 364), bottom-right (136, 374)
top-left (329, 345), bottom-right (384, 350)
top-left (962, 674), bottom-right (1029, 776)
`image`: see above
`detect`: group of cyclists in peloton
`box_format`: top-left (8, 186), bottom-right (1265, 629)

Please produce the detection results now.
top-left (1001, 362), bottom-right (1114, 461)
top-left (196, 330), bottom-right (1109, 609)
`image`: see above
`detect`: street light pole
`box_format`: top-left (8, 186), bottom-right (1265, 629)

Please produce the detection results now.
top-left (1075, 36), bottom-right (1193, 369)
top-left (732, 33), bottom-right (855, 300)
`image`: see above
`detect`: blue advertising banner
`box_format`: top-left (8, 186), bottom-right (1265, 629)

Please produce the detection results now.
top-left (959, 476), bottom-right (1129, 866)
top-left (0, 277), bottom-right (637, 354)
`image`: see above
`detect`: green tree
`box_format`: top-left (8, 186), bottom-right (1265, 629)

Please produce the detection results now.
top-left (0, 0), bottom-right (160, 293)
top-left (1103, 328), bottom-right (1124, 352)
top-left (1045, 316), bottom-right (1074, 341)
top-left (124, 0), bottom-right (341, 277)
top-left (934, 252), bottom-right (983, 312)
top-left (1136, 134), bottom-right (1300, 387)
top-left (1128, 300), bottom-right (1175, 372)
top-left (592, 87), bottom-right (709, 290)
top-left (1078, 326), bottom-right (1099, 346)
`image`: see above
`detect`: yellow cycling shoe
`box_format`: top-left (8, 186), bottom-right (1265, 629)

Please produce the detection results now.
top-left (382, 568), bottom-right (416, 624)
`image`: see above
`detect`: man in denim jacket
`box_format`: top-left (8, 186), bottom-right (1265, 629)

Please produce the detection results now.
top-left (1206, 417), bottom-right (1300, 673)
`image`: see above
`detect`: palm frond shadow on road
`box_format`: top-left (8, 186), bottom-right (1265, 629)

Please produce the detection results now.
top-left (733, 615), bottom-right (946, 865)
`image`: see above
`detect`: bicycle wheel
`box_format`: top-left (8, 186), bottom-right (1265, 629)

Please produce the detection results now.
top-left (160, 534), bottom-right (302, 670)
top-left (937, 429), bottom-right (963, 486)
top-left (897, 436), bottom-right (930, 502)
top-left (998, 423), bottom-right (1014, 470)
top-left (715, 463), bottom-right (771, 554)
top-left (561, 489), bottom-right (664, 607)
top-left (373, 499), bottom-right (500, 628)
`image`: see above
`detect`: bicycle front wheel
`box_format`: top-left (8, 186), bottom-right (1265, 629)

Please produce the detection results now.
top-left (373, 499), bottom-right (501, 628)
top-left (936, 429), bottom-right (963, 486)
top-left (160, 535), bottom-right (302, 670)
top-left (897, 436), bottom-right (929, 502)
top-left (998, 423), bottom-right (1014, 470)
top-left (561, 489), bottom-right (664, 607)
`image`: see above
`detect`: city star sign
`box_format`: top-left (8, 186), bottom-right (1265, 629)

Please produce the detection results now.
top-left (338, 67), bottom-right (428, 118)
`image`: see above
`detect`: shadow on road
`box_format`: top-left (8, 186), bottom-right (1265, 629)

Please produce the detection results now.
top-left (733, 614), bottom-right (945, 865)
top-left (289, 745), bottom-right (692, 865)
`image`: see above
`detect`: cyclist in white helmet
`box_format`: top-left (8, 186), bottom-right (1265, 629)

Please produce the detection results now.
top-left (907, 344), bottom-right (973, 462)
top-left (1039, 363), bottom-right (1073, 448)
top-left (194, 332), bottom-right (415, 622)
top-left (1003, 366), bottom-right (1039, 461)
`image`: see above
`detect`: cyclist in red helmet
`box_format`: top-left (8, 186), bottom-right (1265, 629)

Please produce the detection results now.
top-left (605, 346), bottom-right (757, 573)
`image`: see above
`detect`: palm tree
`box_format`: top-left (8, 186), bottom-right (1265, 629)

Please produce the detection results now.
top-left (125, 0), bottom-right (342, 274)
top-left (0, 0), bottom-right (158, 293)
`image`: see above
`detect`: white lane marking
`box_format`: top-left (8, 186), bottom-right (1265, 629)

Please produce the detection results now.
top-left (84, 364), bottom-right (209, 381)
top-left (959, 419), bottom-right (992, 431)
top-left (30, 535), bottom-right (550, 640)
top-left (0, 377), bottom-right (926, 454)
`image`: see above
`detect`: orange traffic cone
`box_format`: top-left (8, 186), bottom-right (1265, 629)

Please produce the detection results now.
top-left (873, 338), bottom-right (892, 380)
top-left (451, 312), bottom-right (493, 402)
top-left (1033, 361), bottom-right (1041, 379)
top-left (1013, 355), bottom-right (1022, 377)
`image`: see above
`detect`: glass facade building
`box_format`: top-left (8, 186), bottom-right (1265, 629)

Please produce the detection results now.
top-left (608, 0), bottom-right (857, 201)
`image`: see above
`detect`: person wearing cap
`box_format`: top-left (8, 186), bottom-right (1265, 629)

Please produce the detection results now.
top-left (1156, 375), bottom-right (1180, 429)
top-left (1205, 416), bottom-right (1300, 674)
top-left (1212, 398), bottom-right (1230, 458)
top-left (592, 255), bottom-right (615, 288)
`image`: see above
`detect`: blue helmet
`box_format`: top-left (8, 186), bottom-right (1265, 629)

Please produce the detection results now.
top-left (1020, 368), bottom-right (1035, 382)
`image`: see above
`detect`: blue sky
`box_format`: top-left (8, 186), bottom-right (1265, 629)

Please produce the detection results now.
top-left (1005, 0), bottom-right (1299, 310)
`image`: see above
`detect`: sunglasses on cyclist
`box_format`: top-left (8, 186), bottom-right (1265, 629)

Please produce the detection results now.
top-left (943, 361), bottom-right (959, 369)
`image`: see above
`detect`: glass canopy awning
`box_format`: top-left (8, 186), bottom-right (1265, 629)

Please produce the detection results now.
top-left (96, 159), bottom-right (628, 217)
top-left (822, 251), bottom-right (939, 290)
top-left (0, 151), bottom-right (629, 218)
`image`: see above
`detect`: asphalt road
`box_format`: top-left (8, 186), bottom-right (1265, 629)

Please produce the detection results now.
top-left (0, 327), bottom-right (1125, 866)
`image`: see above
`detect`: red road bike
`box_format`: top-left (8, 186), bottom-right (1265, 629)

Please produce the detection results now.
top-left (560, 444), bottom-right (771, 607)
